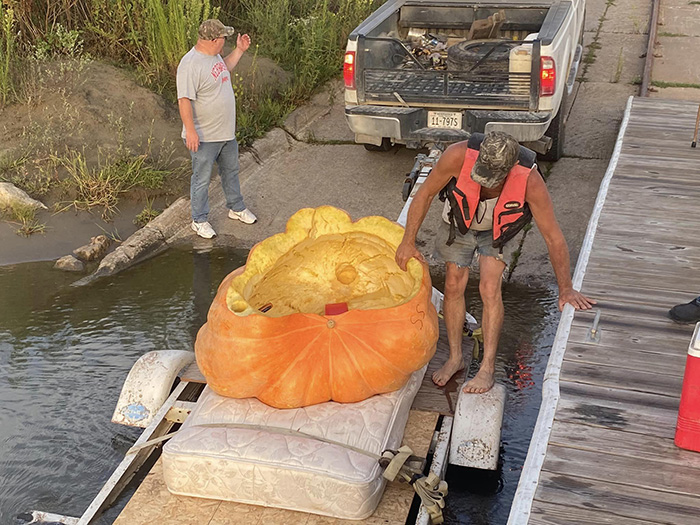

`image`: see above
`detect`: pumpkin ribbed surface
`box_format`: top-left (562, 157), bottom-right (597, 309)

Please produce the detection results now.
top-left (195, 206), bottom-right (439, 408)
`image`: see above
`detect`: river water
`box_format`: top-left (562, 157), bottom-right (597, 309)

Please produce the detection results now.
top-left (0, 248), bottom-right (558, 524)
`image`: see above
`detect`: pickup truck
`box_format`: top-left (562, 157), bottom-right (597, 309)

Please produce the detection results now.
top-left (343, 0), bottom-right (585, 160)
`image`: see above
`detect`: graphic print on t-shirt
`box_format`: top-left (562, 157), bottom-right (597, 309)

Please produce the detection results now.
top-left (211, 61), bottom-right (229, 83)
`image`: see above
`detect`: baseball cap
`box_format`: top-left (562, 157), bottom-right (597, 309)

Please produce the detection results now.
top-left (198, 19), bottom-right (235, 40)
top-left (471, 131), bottom-right (520, 188)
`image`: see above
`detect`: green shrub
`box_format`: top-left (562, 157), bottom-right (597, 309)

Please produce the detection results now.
top-left (34, 23), bottom-right (83, 60)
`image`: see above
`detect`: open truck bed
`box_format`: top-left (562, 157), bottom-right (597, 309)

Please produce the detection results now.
top-left (344, 0), bottom-right (584, 158)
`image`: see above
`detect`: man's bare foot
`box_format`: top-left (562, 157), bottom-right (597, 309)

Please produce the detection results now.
top-left (462, 368), bottom-right (495, 394)
top-left (432, 357), bottom-right (465, 387)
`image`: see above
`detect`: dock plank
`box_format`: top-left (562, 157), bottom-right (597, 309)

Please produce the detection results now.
top-left (577, 282), bottom-right (695, 309)
top-left (548, 420), bottom-right (700, 469)
top-left (570, 305), bottom-right (693, 332)
top-left (563, 342), bottom-right (687, 376)
top-left (541, 444), bottom-right (700, 497)
top-left (568, 323), bottom-right (691, 350)
top-left (556, 380), bottom-right (679, 438)
top-left (560, 360), bottom-right (682, 398)
top-left (534, 471), bottom-right (700, 525)
top-left (529, 501), bottom-right (661, 525)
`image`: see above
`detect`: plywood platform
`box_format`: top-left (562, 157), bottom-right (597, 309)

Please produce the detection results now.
top-left (521, 98), bottom-right (700, 524)
top-left (182, 318), bottom-right (472, 416)
top-left (114, 410), bottom-right (439, 525)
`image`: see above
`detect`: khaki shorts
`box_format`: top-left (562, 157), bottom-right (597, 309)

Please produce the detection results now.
top-left (434, 221), bottom-right (518, 269)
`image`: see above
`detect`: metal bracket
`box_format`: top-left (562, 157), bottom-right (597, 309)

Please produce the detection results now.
top-left (165, 400), bottom-right (196, 423)
top-left (21, 511), bottom-right (79, 524)
top-left (585, 309), bottom-right (602, 343)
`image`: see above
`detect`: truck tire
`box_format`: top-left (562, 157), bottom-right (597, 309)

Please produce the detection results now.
top-left (447, 41), bottom-right (514, 72)
top-left (363, 138), bottom-right (393, 152)
top-left (540, 90), bottom-right (567, 162)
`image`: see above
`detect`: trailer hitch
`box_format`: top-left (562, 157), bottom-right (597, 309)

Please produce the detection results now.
top-left (401, 146), bottom-right (444, 202)
top-left (402, 160), bottom-right (423, 201)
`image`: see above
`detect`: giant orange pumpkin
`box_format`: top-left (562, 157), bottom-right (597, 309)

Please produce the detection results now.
top-left (195, 206), bottom-right (438, 408)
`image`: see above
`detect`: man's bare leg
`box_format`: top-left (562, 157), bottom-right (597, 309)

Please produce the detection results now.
top-left (463, 256), bottom-right (505, 393)
top-left (433, 262), bottom-right (470, 386)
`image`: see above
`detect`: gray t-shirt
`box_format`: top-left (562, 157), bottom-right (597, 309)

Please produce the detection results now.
top-left (176, 47), bottom-right (236, 142)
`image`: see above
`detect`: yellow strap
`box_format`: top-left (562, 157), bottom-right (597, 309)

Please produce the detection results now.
top-left (413, 472), bottom-right (449, 524)
top-left (436, 312), bottom-right (484, 360)
top-left (382, 445), bottom-right (416, 481)
top-left (471, 327), bottom-right (483, 360)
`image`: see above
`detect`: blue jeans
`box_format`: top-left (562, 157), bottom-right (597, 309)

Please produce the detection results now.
top-left (189, 139), bottom-right (245, 223)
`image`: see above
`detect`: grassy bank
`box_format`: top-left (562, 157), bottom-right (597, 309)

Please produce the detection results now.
top-left (0, 0), bottom-right (379, 229)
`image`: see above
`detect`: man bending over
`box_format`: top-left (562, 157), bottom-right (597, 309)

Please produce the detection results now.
top-left (395, 132), bottom-right (595, 394)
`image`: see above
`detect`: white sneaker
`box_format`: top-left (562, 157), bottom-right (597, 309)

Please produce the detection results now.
top-left (228, 208), bottom-right (257, 224)
top-left (191, 221), bottom-right (216, 239)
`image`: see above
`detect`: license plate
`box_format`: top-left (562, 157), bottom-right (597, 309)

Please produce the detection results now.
top-left (427, 111), bottom-right (462, 129)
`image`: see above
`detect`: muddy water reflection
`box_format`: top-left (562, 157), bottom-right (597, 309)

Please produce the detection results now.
top-left (0, 249), bottom-right (246, 524)
top-left (0, 251), bottom-right (558, 524)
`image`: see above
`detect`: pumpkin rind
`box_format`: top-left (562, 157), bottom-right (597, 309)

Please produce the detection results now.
top-left (195, 206), bottom-right (439, 408)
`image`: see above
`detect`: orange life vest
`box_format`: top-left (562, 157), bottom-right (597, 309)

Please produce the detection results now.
top-left (440, 145), bottom-right (534, 249)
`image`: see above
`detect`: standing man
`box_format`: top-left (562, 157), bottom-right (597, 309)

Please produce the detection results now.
top-left (395, 132), bottom-right (595, 394)
top-left (177, 19), bottom-right (257, 239)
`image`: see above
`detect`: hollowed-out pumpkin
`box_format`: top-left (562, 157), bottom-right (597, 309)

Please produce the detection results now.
top-left (195, 206), bottom-right (438, 408)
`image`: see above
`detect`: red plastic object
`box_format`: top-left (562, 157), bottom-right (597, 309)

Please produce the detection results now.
top-left (325, 302), bottom-right (349, 316)
top-left (675, 323), bottom-right (700, 452)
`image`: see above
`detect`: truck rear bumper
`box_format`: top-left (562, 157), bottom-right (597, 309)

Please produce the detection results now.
top-left (345, 105), bottom-right (552, 146)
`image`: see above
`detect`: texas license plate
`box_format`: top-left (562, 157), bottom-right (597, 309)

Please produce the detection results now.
top-left (427, 111), bottom-right (462, 129)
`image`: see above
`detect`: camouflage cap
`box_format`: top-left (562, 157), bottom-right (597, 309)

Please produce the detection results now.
top-left (198, 19), bottom-right (235, 40)
top-left (471, 131), bottom-right (520, 188)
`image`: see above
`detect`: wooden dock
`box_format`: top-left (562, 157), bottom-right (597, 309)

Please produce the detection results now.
top-left (510, 97), bottom-right (700, 524)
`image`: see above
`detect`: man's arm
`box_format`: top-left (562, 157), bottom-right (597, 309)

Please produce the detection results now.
top-left (526, 169), bottom-right (596, 310)
top-left (395, 143), bottom-right (466, 270)
top-left (178, 98), bottom-right (199, 152)
top-left (223, 34), bottom-right (251, 71)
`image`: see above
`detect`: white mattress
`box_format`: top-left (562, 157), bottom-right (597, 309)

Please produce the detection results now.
top-left (162, 365), bottom-right (426, 519)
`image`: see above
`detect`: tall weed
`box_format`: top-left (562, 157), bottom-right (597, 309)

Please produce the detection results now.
top-left (143, 0), bottom-right (218, 79)
top-left (0, 4), bottom-right (17, 104)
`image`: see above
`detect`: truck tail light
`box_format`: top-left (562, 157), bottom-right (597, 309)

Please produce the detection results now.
top-left (344, 51), bottom-right (356, 90)
top-left (540, 56), bottom-right (556, 96)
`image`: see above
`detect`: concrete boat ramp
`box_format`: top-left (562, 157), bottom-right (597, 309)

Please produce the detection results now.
top-left (509, 96), bottom-right (700, 524)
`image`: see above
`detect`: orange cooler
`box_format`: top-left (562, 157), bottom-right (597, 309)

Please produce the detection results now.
top-left (675, 322), bottom-right (700, 452)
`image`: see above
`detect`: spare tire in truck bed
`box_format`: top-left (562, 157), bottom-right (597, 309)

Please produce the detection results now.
top-left (446, 40), bottom-right (517, 72)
